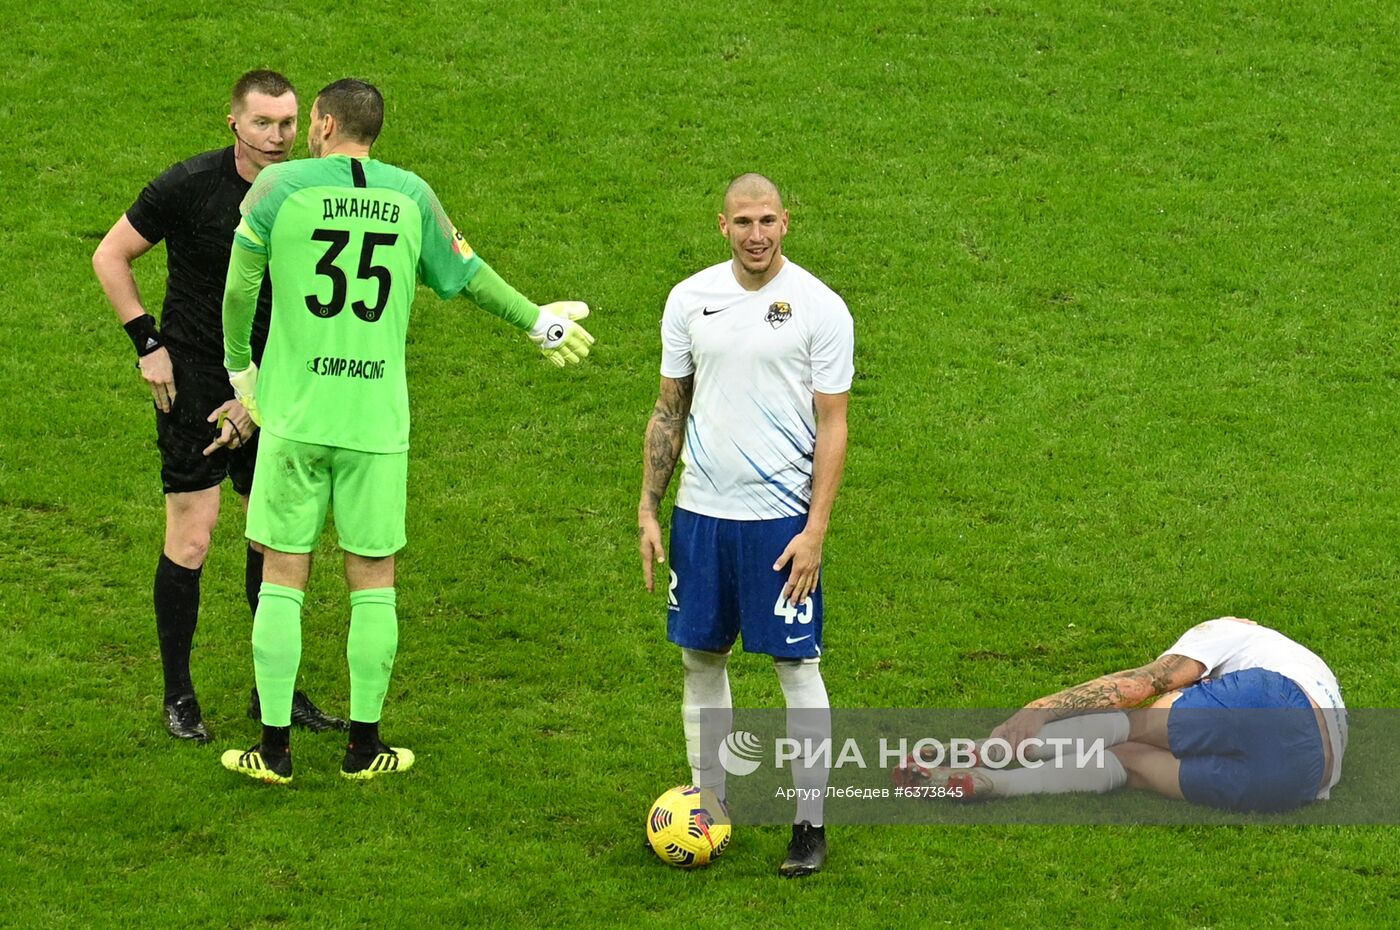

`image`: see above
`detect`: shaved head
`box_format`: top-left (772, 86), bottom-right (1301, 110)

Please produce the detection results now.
top-left (718, 172), bottom-right (789, 289)
top-left (723, 173), bottom-right (783, 214)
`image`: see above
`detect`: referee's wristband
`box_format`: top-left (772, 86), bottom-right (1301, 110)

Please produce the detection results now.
top-left (123, 314), bottom-right (163, 357)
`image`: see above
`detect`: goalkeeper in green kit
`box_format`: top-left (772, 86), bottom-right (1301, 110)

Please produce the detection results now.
top-left (215, 78), bottom-right (594, 784)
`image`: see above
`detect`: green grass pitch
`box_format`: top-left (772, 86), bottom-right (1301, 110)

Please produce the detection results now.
top-left (3, 1), bottom-right (1399, 926)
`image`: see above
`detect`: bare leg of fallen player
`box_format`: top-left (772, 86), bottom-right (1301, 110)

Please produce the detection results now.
top-left (1111, 690), bottom-right (1185, 799)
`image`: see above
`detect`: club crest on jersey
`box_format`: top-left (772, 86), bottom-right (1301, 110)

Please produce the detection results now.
top-left (451, 227), bottom-right (475, 260)
top-left (765, 301), bottom-right (793, 329)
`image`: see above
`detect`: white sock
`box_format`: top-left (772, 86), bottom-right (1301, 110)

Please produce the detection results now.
top-left (984, 750), bottom-right (1127, 797)
top-left (681, 648), bottom-right (731, 798)
top-left (775, 658), bottom-right (830, 826)
top-left (1020, 711), bottom-right (1131, 761)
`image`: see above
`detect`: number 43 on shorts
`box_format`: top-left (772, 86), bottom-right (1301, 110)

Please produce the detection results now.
top-left (774, 591), bottom-right (813, 625)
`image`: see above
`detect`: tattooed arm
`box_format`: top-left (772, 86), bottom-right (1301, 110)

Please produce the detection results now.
top-left (991, 654), bottom-right (1207, 754)
top-left (1024, 654), bottom-right (1207, 714)
top-left (638, 375), bottom-right (694, 592)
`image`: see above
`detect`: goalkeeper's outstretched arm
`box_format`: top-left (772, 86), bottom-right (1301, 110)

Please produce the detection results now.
top-left (460, 262), bottom-right (594, 367)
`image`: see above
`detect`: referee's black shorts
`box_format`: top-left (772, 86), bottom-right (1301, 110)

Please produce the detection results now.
top-left (154, 354), bottom-right (258, 496)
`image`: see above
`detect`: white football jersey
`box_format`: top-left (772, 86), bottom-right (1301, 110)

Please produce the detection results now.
top-left (660, 259), bottom-right (854, 520)
top-left (1162, 617), bottom-right (1347, 798)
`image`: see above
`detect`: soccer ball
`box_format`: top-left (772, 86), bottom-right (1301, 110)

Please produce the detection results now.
top-left (645, 785), bottom-right (731, 868)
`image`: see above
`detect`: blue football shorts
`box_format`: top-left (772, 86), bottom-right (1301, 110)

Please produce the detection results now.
top-left (666, 508), bottom-right (823, 660)
top-left (1167, 667), bottom-right (1325, 812)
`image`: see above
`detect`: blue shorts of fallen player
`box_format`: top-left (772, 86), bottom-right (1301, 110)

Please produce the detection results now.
top-left (1168, 667), bottom-right (1325, 812)
top-left (666, 508), bottom-right (822, 660)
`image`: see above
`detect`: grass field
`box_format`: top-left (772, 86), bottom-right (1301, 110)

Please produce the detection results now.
top-left (4, 0), bottom-right (1400, 926)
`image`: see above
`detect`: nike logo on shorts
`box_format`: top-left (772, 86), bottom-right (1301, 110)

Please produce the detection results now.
top-left (785, 634), bottom-right (812, 644)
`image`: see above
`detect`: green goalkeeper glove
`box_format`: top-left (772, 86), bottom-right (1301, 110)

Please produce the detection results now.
top-left (228, 362), bottom-right (263, 427)
top-left (528, 301), bottom-right (595, 367)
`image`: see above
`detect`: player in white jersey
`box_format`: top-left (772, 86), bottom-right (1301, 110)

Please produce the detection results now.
top-left (894, 617), bottom-right (1347, 812)
top-left (638, 174), bottom-right (854, 877)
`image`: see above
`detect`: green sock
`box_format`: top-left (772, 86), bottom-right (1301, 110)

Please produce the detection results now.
top-left (252, 583), bottom-right (305, 728)
top-left (347, 588), bottom-right (398, 723)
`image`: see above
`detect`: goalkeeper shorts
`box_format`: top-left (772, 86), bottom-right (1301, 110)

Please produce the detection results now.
top-left (247, 430), bottom-right (407, 557)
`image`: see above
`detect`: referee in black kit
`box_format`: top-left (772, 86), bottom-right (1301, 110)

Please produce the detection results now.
top-left (92, 70), bottom-right (343, 742)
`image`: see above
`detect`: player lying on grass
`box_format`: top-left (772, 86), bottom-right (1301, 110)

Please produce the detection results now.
top-left (893, 617), bottom-right (1346, 812)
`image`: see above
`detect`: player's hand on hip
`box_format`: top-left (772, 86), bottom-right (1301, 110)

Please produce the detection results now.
top-left (638, 512), bottom-right (667, 592)
top-left (774, 529), bottom-right (823, 608)
top-left (139, 346), bottom-right (176, 413)
top-left (529, 301), bottom-right (595, 367)
top-left (202, 399), bottom-right (255, 456)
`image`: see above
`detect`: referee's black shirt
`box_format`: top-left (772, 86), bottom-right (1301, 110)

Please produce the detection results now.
top-left (125, 146), bottom-right (271, 370)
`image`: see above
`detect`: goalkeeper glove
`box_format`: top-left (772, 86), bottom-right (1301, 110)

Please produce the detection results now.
top-left (227, 362), bottom-right (263, 427)
top-left (528, 301), bottom-right (595, 367)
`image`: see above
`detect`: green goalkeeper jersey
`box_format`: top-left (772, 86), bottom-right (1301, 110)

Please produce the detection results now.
top-left (223, 154), bottom-right (538, 453)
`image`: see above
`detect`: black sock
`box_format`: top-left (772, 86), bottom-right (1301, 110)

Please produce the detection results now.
top-left (348, 720), bottom-right (381, 755)
top-left (154, 554), bottom-right (201, 701)
top-left (245, 544), bottom-right (264, 617)
top-left (262, 725), bottom-right (291, 756)
top-left (246, 547), bottom-right (268, 709)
